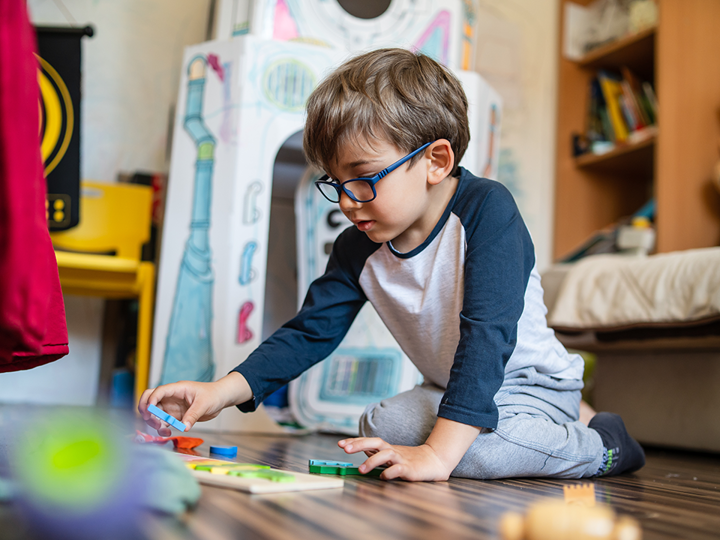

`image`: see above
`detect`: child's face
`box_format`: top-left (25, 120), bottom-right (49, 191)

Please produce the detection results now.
top-left (328, 138), bottom-right (453, 251)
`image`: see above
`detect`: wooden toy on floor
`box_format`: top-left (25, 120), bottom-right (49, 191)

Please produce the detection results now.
top-left (563, 483), bottom-right (596, 506)
top-left (499, 499), bottom-right (642, 540)
top-left (180, 455), bottom-right (343, 494)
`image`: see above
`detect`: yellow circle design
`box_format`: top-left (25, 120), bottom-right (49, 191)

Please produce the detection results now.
top-left (39, 70), bottom-right (62, 162)
top-left (36, 54), bottom-right (74, 176)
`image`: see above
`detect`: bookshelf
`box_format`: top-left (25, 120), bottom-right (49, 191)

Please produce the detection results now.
top-left (574, 130), bottom-right (655, 173)
top-left (553, 0), bottom-right (720, 260)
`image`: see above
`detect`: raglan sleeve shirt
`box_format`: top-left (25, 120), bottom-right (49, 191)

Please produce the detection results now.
top-left (231, 227), bottom-right (377, 411)
top-left (437, 178), bottom-right (535, 430)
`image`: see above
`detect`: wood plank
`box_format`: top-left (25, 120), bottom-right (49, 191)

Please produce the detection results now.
top-left (577, 26), bottom-right (656, 79)
top-left (574, 131), bottom-right (655, 174)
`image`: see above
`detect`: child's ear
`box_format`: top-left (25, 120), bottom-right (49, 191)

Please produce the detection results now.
top-left (426, 139), bottom-right (455, 185)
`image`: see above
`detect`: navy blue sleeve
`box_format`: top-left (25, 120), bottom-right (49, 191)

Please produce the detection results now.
top-left (437, 176), bottom-right (535, 429)
top-left (231, 227), bottom-right (380, 412)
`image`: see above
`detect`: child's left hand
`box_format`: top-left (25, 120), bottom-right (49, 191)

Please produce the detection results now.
top-left (338, 437), bottom-right (452, 482)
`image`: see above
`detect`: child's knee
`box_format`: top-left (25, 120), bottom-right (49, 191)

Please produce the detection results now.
top-left (358, 401), bottom-right (397, 440)
top-left (358, 397), bottom-right (434, 446)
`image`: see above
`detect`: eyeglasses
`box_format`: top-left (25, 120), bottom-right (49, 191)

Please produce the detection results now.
top-left (315, 142), bottom-right (434, 204)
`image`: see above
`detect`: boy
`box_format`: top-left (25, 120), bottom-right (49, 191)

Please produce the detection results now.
top-left (140, 49), bottom-right (645, 482)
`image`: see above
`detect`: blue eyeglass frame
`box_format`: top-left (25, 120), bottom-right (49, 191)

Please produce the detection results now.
top-left (315, 141), bottom-right (434, 203)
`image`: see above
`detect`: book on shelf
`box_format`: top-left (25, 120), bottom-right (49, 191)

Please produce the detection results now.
top-left (579, 66), bottom-right (657, 157)
top-left (598, 70), bottom-right (630, 142)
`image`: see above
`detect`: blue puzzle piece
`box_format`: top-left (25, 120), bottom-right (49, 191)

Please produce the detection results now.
top-left (210, 445), bottom-right (238, 457)
top-left (147, 404), bottom-right (187, 432)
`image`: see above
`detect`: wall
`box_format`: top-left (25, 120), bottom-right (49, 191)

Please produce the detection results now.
top-left (473, 0), bottom-right (560, 272)
top-left (0, 0), bottom-right (211, 405)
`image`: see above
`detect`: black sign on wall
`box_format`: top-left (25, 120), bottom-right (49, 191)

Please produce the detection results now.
top-left (35, 25), bottom-right (93, 231)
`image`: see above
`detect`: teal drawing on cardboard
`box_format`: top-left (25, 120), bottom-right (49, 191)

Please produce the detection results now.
top-left (160, 55), bottom-right (218, 385)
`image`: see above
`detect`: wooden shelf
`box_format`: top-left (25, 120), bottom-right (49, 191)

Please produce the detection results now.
top-left (574, 130), bottom-right (656, 175)
top-left (555, 1), bottom-right (720, 259)
top-left (577, 26), bottom-right (655, 78)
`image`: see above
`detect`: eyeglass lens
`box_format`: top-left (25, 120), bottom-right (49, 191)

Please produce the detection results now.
top-left (317, 179), bottom-right (375, 203)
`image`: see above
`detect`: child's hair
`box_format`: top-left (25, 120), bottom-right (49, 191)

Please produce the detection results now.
top-left (303, 48), bottom-right (470, 176)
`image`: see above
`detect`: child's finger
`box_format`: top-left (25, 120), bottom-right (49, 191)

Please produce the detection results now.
top-left (379, 463), bottom-right (404, 481)
top-left (360, 448), bottom-right (396, 473)
top-left (144, 415), bottom-right (163, 431)
top-left (137, 388), bottom-right (153, 417)
top-left (180, 401), bottom-right (205, 431)
top-left (339, 437), bottom-right (388, 454)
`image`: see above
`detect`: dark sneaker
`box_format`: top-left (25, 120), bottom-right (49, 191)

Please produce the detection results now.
top-left (589, 412), bottom-right (646, 476)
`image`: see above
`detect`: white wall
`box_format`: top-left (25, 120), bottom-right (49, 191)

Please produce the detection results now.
top-left (0, 0), bottom-right (211, 405)
top-left (473, 0), bottom-right (559, 272)
top-left (27, 0), bottom-right (212, 181)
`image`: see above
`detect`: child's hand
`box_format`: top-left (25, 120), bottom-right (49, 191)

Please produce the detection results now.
top-left (337, 437), bottom-right (452, 482)
top-left (138, 381), bottom-right (225, 436)
top-left (138, 372), bottom-right (252, 436)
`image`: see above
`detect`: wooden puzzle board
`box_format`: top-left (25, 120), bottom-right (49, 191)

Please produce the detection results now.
top-left (180, 455), bottom-right (344, 494)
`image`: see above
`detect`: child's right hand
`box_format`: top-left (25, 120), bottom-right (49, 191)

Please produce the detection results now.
top-left (138, 381), bottom-right (223, 436)
top-left (138, 372), bottom-right (252, 436)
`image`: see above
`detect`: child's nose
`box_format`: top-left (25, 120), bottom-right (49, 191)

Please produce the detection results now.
top-left (338, 190), bottom-right (362, 212)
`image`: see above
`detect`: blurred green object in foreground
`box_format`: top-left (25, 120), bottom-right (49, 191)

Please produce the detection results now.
top-left (12, 414), bottom-right (125, 511)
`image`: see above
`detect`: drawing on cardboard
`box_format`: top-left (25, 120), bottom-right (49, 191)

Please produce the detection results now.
top-left (237, 301), bottom-right (254, 344)
top-left (273, 0), bottom-right (300, 40)
top-left (252, 0), bottom-right (473, 69)
top-left (413, 10), bottom-right (451, 66)
top-left (215, 0), bottom-right (252, 39)
top-left (159, 55), bottom-right (217, 385)
top-left (239, 241), bottom-right (257, 285)
top-left (460, 0), bottom-right (475, 70)
top-left (262, 59), bottom-right (316, 112)
top-left (243, 181), bottom-right (263, 224)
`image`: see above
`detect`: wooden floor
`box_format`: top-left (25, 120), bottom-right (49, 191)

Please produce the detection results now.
top-left (2, 406), bottom-right (720, 539)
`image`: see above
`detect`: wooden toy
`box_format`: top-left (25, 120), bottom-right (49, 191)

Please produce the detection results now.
top-left (563, 483), bottom-right (596, 506)
top-left (499, 500), bottom-right (642, 540)
top-left (180, 455), bottom-right (343, 493)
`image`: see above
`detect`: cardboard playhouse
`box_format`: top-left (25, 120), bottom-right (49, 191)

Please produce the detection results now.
top-left (149, 0), bottom-right (502, 434)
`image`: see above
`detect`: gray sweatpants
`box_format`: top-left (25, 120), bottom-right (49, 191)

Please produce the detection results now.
top-left (359, 367), bottom-right (604, 479)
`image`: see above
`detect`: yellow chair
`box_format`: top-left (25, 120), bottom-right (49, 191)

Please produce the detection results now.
top-left (51, 180), bottom-right (156, 406)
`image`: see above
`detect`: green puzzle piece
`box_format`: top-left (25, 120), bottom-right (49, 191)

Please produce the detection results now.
top-left (194, 463), bottom-right (270, 472)
top-left (227, 470), bottom-right (296, 483)
top-left (308, 462), bottom-right (384, 477)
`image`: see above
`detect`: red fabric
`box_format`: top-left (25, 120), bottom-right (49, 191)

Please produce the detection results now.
top-left (0, 0), bottom-right (69, 371)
